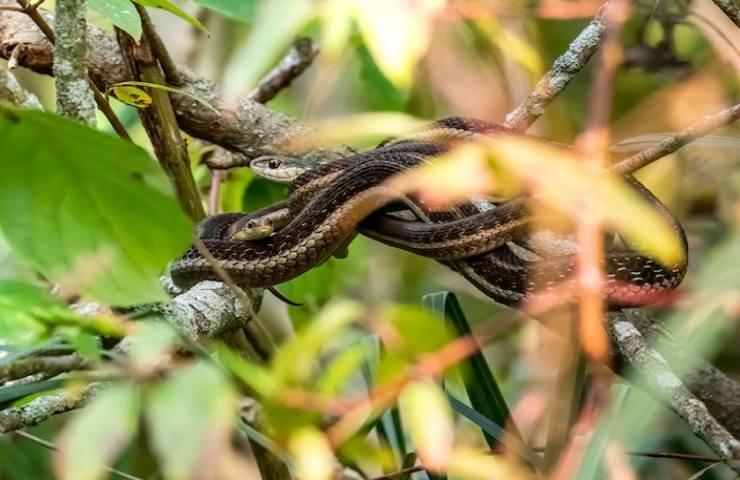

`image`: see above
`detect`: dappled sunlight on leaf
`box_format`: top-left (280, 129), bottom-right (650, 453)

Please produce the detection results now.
top-left (288, 427), bottom-right (335, 480)
top-left (351, 0), bottom-right (446, 87)
top-left (399, 380), bottom-right (454, 472)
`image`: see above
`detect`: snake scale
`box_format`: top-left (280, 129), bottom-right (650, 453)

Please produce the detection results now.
top-left (170, 117), bottom-right (688, 308)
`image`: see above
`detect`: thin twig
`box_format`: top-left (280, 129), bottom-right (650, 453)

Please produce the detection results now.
top-left (14, 431), bottom-right (143, 480)
top-left (135, 4), bottom-right (182, 86)
top-left (247, 38), bottom-right (319, 104)
top-left (613, 103), bottom-right (740, 175)
top-left (504, 0), bottom-right (613, 132)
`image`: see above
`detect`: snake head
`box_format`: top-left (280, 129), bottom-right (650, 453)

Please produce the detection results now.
top-left (250, 155), bottom-right (316, 183)
top-left (228, 218), bottom-right (274, 241)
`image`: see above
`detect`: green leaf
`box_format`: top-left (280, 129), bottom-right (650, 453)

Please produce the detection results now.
top-left (271, 300), bottom-right (363, 385)
top-left (0, 107), bottom-right (193, 306)
top-left (223, 0), bottom-right (314, 92)
top-left (447, 394), bottom-right (541, 469)
top-left (55, 385), bottom-right (139, 480)
top-left (193, 0), bottom-right (257, 22)
top-left (423, 292), bottom-right (520, 446)
top-left (574, 384), bottom-right (630, 480)
top-left (0, 281), bottom-right (57, 345)
top-left (382, 304), bottom-right (451, 358)
top-left (398, 381), bottom-right (454, 473)
top-left (88, 0), bottom-right (142, 39)
top-left (146, 361), bottom-right (236, 480)
top-left (132, 0), bottom-right (208, 33)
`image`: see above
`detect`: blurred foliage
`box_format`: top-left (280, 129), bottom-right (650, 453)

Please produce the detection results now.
top-left (0, 0), bottom-right (739, 479)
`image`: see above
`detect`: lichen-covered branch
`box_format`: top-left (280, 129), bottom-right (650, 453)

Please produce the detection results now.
top-left (606, 313), bottom-right (740, 471)
top-left (52, 0), bottom-right (95, 124)
top-left (0, 382), bottom-right (108, 434)
top-left (0, 354), bottom-right (92, 384)
top-left (617, 309), bottom-right (740, 439)
top-left (504, 0), bottom-right (611, 132)
top-left (0, 67), bottom-right (42, 108)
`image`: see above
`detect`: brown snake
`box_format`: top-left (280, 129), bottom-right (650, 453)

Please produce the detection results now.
top-left (170, 118), bottom-right (688, 308)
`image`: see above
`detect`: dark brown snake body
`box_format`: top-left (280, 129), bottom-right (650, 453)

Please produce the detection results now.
top-left (170, 118), bottom-right (688, 308)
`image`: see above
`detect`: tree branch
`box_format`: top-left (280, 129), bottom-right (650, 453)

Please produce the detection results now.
top-left (52, 0), bottom-right (95, 124)
top-left (0, 67), bottom-right (42, 108)
top-left (504, 0), bottom-right (612, 132)
top-left (115, 23), bottom-right (205, 221)
top-left (606, 313), bottom-right (740, 471)
top-left (247, 37), bottom-right (319, 104)
top-left (0, 382), bottom-right (107, 434)
top-left (0, 354), bottom-right (92, 384)
top-left (0, 4), bottom-right (326, 161)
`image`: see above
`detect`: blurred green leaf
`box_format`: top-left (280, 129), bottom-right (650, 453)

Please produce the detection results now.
top-left (146, 361), bottom-right (236, 480)
top-left (126, 322), bottom-right (178, 370)
top-left (88, 0), bottom-right (142, 39)
top-left (55, 385), bottom-right (138, 480)
top-left (382, 304), bottom-right (451, 357)
top-left (423, 292), bottom-right (520, 447)
top-left (0, 107), bottom-right (193, 306)
top-left (447, 394), bottom-right (541, 469)
top-left (132, 0), bottom-right (208, 33)
top-left (218, 345), bottom-right (278, 397)
top-left (272, 300), bottom-right (363, 384)
top-left (193, 0), bottom-right (257, 22)
top-left (575, 384), bottom-right (630, 480)
top-left (399, 380), bottom-right (454, 472)
top-left (0, 281), bottom-right (60, 345)
top-left (316, 344), bottom-right (365, 396)
top-left (351, 0), bottom-right (444, 87)
top-left (58, 328), bottom-right (101, 361)
top-left (223, 0), bottom-right (315, 92)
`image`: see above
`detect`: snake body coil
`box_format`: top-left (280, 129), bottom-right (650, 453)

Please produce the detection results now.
top-left (171, 118), bottom-right (688, 308)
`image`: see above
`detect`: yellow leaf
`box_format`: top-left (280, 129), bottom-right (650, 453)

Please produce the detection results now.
top-left (351, 0), bottom-right (445, 87)
top-left (112, 85), bottom-right (152, 109)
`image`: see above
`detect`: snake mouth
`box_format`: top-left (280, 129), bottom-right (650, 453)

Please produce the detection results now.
top-left (230, 225), bottom-right (274, 241)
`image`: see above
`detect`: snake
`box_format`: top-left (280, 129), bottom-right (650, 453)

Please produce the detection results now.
top-left (170, 118), bottom-right (688, 308)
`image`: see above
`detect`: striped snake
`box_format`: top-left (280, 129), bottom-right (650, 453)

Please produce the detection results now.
top-left (170, 118), bottom-right (688, 308)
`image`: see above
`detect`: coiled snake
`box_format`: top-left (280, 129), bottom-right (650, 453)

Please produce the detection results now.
top-left (170, 118), bottom-right (688, 308)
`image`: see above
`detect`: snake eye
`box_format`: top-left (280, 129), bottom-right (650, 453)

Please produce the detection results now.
top-left (268, 158), bottom-right (282, 169)
top-left (246, 220), bottom-right (257, 229)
